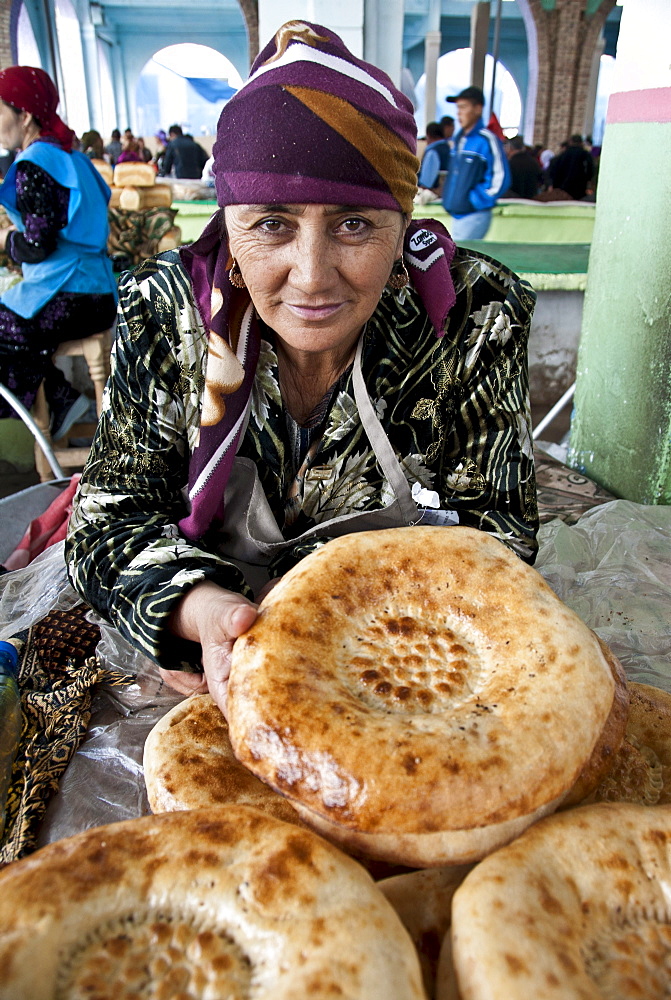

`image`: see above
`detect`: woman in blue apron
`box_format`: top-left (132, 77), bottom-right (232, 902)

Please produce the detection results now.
top-left (66, 22), bottom-right (538, 716)
top-left (0, 66), bottom-right (117, 439)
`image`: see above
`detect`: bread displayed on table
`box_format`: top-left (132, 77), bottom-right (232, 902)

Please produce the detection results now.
top-left (227, 526), bottom-right (618, 867)
top-left (0, 805), bottom-right (426, 1000)
top-left (440, 802), bottom-right (671, 1000)
top-left (143, 693), bottom-right (301, 826)
top-left (112, 161), bottom-right (157, 187)
top-left (561, 635), bottom-right (630, 807)
top-left (589, 681), bottom-right (671, 804)
top-left (90, 157), bottom-right (113, 186)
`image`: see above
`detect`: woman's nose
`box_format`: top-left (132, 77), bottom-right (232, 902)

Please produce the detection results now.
top-left (287, 229), bottom-right (338, 291)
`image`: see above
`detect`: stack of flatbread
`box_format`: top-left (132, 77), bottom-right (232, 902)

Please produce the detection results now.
top-left (140, 526), bottom-right (671, 996)
top-left (225, 527), bottom-right (624, 866)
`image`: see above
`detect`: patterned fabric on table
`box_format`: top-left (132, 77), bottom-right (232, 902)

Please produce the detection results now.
top-left (535, 448), bottom-right (616, 525)
top-left (0, 605), bottom-right (132, 867)
top-left (66, 245), bottom-right (539, 673)
top-left (107, 206), bottom-right (178, 265)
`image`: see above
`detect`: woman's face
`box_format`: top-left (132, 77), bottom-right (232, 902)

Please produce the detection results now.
top-left (0, 101), bottom-right (24, 152)
top-left (225, 203), bottom-right (406, 357)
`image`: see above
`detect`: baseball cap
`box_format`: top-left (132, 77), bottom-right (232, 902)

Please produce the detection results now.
top-left (446, 86), bottom-right (485, 105)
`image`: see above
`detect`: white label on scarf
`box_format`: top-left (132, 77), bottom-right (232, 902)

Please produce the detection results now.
top-left (409, 229), bottom-right (438, 252)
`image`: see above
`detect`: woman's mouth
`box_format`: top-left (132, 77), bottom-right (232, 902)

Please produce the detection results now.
top-left (284, 302), bottom-right (344, 321)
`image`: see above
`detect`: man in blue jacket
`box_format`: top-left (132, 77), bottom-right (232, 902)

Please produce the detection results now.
top-left (442, 86), bottom-right (510, 240)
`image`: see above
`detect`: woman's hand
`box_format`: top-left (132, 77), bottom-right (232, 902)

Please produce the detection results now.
top-left (163, 581), bottom-right (258, 717)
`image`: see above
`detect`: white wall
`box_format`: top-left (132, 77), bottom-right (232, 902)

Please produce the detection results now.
top-left (257, 0), bottom-right (364, 57)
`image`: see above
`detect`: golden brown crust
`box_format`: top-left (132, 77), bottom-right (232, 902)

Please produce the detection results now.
top-left (0, 806), bottom-right (426, 1000)
top-left (143, 694), bottom-right (302, 826)
top-left (442, 802), bottom-right (671, 1000)
top-left (590, 682), bottom-right (671, 805)
top-left (229, 527), bottom-right (615, 864)
top-left (561, 637), bottom-right (630, 807)
top-left (112, 162), bottom-right (156, 187)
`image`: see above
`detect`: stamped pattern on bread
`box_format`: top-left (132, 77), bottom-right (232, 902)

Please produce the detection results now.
top-left (343, 611), bottom-right (482, 714)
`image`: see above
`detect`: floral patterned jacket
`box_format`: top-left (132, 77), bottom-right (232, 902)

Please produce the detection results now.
top-left (66, 247), bottom-right (538, 671)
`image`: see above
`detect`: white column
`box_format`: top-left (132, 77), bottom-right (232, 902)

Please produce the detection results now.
top-left (80, 20), bottom-right (103, 132)
top-left (423, 31), bottom-right (441, 127)
top-left (364, 0), bottom-right (404, 85)
top-left (110, 36), bottom-right (129, 133)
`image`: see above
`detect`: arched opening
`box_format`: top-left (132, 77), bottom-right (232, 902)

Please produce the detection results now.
top-left (415, 49), bottom-right (522, 135)
top-left (135, 43), bottom-right (243, 142)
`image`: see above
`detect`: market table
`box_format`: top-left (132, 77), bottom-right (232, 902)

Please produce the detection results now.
top-left (413, 198), bottom-right (596, 245)
top-left (2, 449), bottom-right (670, 866)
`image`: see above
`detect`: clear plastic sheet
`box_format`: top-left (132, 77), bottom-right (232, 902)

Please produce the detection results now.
top-left (0, 542), bottom-right (81, 640)
top-left (12, 499), bottom-right (671, 846)
top-left (535, 500), bottom-right (671, 692)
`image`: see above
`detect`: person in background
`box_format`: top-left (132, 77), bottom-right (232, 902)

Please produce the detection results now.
top-left (159, 125), bottom-right (209, 179)
top-left (104, 128), bottom-right (122, 166)
top-left (117, 136), bottom-right (143, 163)
top-left (153, 130), bottom-right (167, 174)
top-left (201, 153), bottom-right (215, 188)
top-left (440, 115), bottom-right (455, 141)
top-left (66, 22), bottom-right (537, 714)
top-left (414, 121), bottom-right (450, 205)
top-left (505, 136), bottom-right (542, 199)
top-left (81, 129), bottom-right (104, 161)
top-left (441, 86), bottom-right (510, 240)
top-left (0, 67), bottom-right (117, 440)
top-left (136, 137), bottom-right (153, 165)
top-left (548, 134), bottom-right (593, 201)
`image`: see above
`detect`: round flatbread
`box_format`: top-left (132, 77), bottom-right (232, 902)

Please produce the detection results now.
top-left (228, 526), bottom-right (616, 866)
top-left (379, 865), bottom-right (473, 999)
top-left (561, 637), bottom-right (630, 807)
top-left (0, 806), bottom-right (425, 1000)
top-left (440, 801), bottom-right (671, 1000)
top-left (143, 693), bottom-right (301, 825)
top-left (590, 682), bottom-right (671, 805)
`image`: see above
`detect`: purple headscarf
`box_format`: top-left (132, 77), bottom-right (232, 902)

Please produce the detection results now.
top-left (178, 20), bottom-right (457, 541)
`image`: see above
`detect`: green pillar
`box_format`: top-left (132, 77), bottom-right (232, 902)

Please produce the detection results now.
top-left (568, 2), bottom-right (671, 504)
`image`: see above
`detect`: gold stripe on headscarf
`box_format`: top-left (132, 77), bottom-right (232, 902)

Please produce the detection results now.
top-left (285, 85), bottom-right (419, 214)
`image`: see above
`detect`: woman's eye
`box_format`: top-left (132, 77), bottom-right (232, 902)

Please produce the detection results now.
top-left (339, 218), bottom-right (368, 234)
top-left (257, 218), bottom-right (286, 233)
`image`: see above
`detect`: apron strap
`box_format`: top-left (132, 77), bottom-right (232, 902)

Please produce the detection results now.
top-left (352, 333), bottom-right (419, 526)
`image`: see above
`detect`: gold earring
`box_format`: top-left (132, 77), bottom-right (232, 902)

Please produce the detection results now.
top-left (228, 259), bottom-right (246, 289)
top-left (387, 259), bottom-right (409, 290)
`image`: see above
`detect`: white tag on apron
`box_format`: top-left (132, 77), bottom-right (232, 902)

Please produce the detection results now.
top-left (417, 508), bottom-right (460, 526)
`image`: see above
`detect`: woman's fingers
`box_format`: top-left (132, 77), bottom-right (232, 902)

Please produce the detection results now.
top-left (228, 602), bottom-right (258, 636)
top-left (158, 666), bottom-right (208, 696)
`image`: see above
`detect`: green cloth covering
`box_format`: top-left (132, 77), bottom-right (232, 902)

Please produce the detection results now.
top-left (413, 199), bottom-right (595, 245)
top-left (459, 242), bottom-right (591, 291)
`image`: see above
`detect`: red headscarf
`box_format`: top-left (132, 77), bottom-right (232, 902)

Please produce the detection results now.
top-left (0, 66), bottom-right (76, 152)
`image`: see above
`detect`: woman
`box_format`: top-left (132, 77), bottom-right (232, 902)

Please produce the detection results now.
top-left (116, 136), bottom-right (143, 164)
top-left (66, 22), bottom-right (537, 715)
top-left (0, 67), bottom-right (117, 438)
top-left (80, 129), bottom-right (104, 161)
